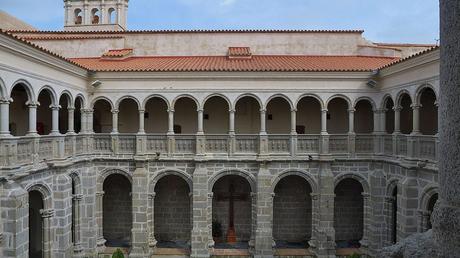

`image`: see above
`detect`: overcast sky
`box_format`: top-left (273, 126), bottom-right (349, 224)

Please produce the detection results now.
top-left (1, 0), bottom-right (439, 43)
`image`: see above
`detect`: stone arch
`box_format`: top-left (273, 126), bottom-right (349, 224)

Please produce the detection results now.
top-left (74, 8), bottom-right (83, 25)
top-left (386, 178), bottom-right (400, 196)
top-left (0, 77), bottom-right (8, 99)
top-left (91, 96), bottom-right (115, 110)
top-left (202, 93), bottom-right (232, 111)
top-left (115, 95), bottom-right (141, 110)
top-left (26, 183), bottom-right (53, 209)
top-left (295, 93), bottom-right (325, 110)
top-left (334, 173), bottom-right (370, 194)
top-left (142, 94), bottom-right (170, 110)
top-left (172, 94), bottom-right (200, 110)
top-left (108, 8), bottom-right (116, 24)
top-left (74, 94), bottom-right (86, 109)
top-left (420, 185), bottom-right (438, 211)
top-left (10, 79), bottom-right (35, 102)
top-left (209, 168), bottom-right (256, 193)
top-left (354, 96), bottom-right (377, 111)
top-left (233, 93), bottom-right (263, 111)
top-left (37, 85), bottom-right (58, 106)
top-left (271, 170), bottom-right (318, 194)
top-left (91, 8), bottom-right (100, 24)
top-left (149, 168), bottom-right (193, 193)
top-left (395, 89), bottom-right (412, 107)
top-left (326, 94), bottom-right (352, 109)
top-left (97, 168), bottom-right (132, 190)
top-left (265, 93), bottom-right (294, 111)
top-left (415, 84), bottom-right (438, 105)
top-left (59, 90), bottom-right (74, 108)
top-left (380, 94), bottom-right (394, 110)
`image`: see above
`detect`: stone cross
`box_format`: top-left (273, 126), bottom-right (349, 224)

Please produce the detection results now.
top-left (216, 182), bottom-right (247, 243)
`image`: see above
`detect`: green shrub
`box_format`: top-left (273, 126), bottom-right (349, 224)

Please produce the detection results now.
top-left (347, 253), bottom-right (361, 258)
top-left (112, 248), bottom-right (124, 258)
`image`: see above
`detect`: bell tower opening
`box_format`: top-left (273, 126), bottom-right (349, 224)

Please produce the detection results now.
top-left (64, 0), bottom-right (129, 31)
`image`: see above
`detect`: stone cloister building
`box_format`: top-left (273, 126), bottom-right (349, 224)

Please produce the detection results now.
top-left (0, 1), bottom-right (441, 258)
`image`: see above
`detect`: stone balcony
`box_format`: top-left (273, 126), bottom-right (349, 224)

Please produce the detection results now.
top-left (0, 132), bottom-right (438, 171)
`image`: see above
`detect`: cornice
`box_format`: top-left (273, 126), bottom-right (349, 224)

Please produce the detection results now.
top-left (0, 34), bottom-right (88, 79)
top-left (379, 49), bottom-right (440, 78)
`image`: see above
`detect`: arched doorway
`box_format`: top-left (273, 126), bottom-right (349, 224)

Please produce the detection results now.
top-left (334, 178), bottom-right (364, 250)
top-left (426, 193), bottom-right (438, 230)
top-left (103, 174), bottom-right (132, 247)
top-left (37, 89), bottom-right (54, 135)
top-left (266, 97), bottom-right (291, 134)
top-left (174, 97), bottom-right (197, 134)
top-left (74, 96), bottom-right (83, 134)
top-left (212, 175), bottom-right (252, 249)
top-left (384, 97), bottom-right (395, 134)
top-left (419, 88), bottom-right (438, 135)
top-left (59, 93), bottom-right (71, 134)
top-left (9, 83), bottom-right (30, 136)
top-left (296, 96), bottom-right (321, 134)
top-left (354, 100), bottom-right (374, 134)
top-left (327, 98), bottom-right (349, 134)
top-left (145, 97), bottom-right (168, 134)
top-left (235, 96), bottom-right (260, 134)
top-left (154, 175), bottom-right (191, 249)
top-left (390, 186), bottom-right (398, 244)
top-left (273, 175), bottom-right (312, 249)
top-left (203, 96), bottom-right (229, 134)
top-left (93, 99), bottom-right (112, 133)
top-left (118, 98), bottom-right (139, 133)
top-left (399, 94), bottom-right (413, 135)
top-left (29, 190), bottom-right (44, 258)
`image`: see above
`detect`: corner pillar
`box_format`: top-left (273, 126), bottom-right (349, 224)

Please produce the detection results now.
top-left (130, 162), bottom-right (149, 258)
top-left (191, 164), bottom-right (211, 258)
top-left (254, 163), bottom-right (274, 258)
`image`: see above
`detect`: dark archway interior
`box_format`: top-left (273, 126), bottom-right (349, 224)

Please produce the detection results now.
top-left (103, 174), bottom-right (132, 247)
top-left (29, 190), bottom-right (44, 258)
top-left (391, 186), bottom-right (398, 244)
top-left (174, 98), bottom-right (197, 134)
top-left (235, 97), bottom-right (260, 134)
top-left (354, 100), bottom-right (374, 133)
top-left (154, 175), bottom-right (191, 248)
top-left (273, 175), bottom-right (312, 248)
top-left (93, 99), bottom-right (112, 133)
top-left (59, 95), bottom-right (69, 134)
top-left (203, 96), bottom-right (229, 134)
top-left (327, 98), bottom-right (349, 134)
top-left (427, 193), bottom-right (438, 230)
top-left (145, 97), bottom-right (168, 134)
top-left (266, 97), bottom-right (291, 134)
top-left (420, 88), bottom-right (438, 135)
top-left (118, 98), bottom-right (139, 133)
top-left (385, 98), bottom-right (395, 134)
top-left (10, 84), bottom-right (29, 136)
top-left (212, 175), bottom-right (252, 247)
top-left (334, 178), bottom-right (364, 248)
top-left (74, 97), bottom-right (83, 133)
top-left (37, 90), bottom-right (53, 135)
top-left (400, 94), bottom-right (413, 134)
top-left (297, 97), bottom-right (321, 134)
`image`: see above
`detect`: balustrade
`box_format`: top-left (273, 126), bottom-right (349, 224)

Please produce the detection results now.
top-left (0, 133), bottom-right (440, 168)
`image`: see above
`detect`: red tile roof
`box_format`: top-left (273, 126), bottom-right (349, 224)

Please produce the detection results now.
top-left (228, 47), bottom-right (252, 59)
top-left (379, 46), bottom-right (439, 69)
top-left (102, 48), bottom-right (133, 58)
top-left (70, 55), bottom-right (398, 72)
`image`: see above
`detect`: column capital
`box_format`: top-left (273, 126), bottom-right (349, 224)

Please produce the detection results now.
top-left (197, 108), bottom-right (204, 113)
top-left (40, 209), bottom-right (55, 218)
top-left (321, 108), bottom-right (328, 113)
top-left (361, 192), bottom-right (370, 199)
top-left (393, 106), bottom-right (402, 112)
top-left (411, 103), bottom-right (422, 109)
top-left (111, 109), bottom-right (119, 114)
top-left (67, 107), bottom-right (75, 111)
top-left (26, 101), bottom-right (40, 108)
top-left (138, 109), bottom-right (145, 113)
top-left (167, 108), bottom-right (175, 113)
top-left (96, 191), bottom-right (105, 197)
top-left (0, 97), bottom-right (12, 104)
top-left (291, 108), bottom-right (297, 112)
top-left (229, 109), bottom-right (236, 113)
top-left (310, 192), bottom-right (319, 200)
top-left (259, 108), bottom-right (266, 113)
top-left (148, 192), bottom-right (156, 200)
top-left (348, 108), bottom-right (356, 113)
top-left (73, 194), bottom-right (83, 201)
top-left (207, 192), bottom-right (214, 199)
top-left (50, 104), bottom-right (61, 110)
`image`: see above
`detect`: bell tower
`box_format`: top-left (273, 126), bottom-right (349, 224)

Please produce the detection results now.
top-left (63, 0), bottom-right (129, 31)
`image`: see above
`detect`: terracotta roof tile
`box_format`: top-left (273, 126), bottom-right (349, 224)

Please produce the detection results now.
top-left (228, 47), bottom-right (252, 59)
top-left (379, 46), bottom-right (439, 69)
top-left (19, 35), bottom-right (124, 40)
top-left (8, 29), bottom-right (365, 34)
top-left (102, 48), bottom-right (133, 58)
top-left (70, 55), bottom-right (398, 72)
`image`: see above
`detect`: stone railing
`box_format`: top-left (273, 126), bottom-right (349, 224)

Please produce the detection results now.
top-left (0, 133), bottom-right (439, 169)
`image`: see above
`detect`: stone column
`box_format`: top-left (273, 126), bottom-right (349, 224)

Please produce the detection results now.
top-left (348, 109), bottom-right (356, 157)
top-left (191, 164), bottom-right (210, 258)
top-left (399, 174), bottom-right (419, 238)
top-left (393, 106), bottom-right (401, 133)
top-left (418, 210), bottom-right (430, 233)
top-left (80, 109), bottom-right (87, 134)
top-left (411, 104), bottom-right (421, 134)
top-left (433, 2), bottom-right (460, 256)
top-left (360, 193), bottom-right (370, 254)
top-left (313, 162), bottom-right (336, 258)
top-left (229, 109), bottom-right (235, 134)
top-left (87, 109), bottom-right (94, 134)
top-left (67, 107), bottom-right (75, 134)
top-left (130, 162), bottom-right (149, 258)
top-left (111, 109), bottom-right (119, 134)
top-left (96, 191), bottom-right (106, 251)
top-left (27, 102), bottom-right (38, 135)
top-left (368, 166), bottom-right (386, 254)
top-left (51, 105), bottom-right (60, 135)
top-left (290, 109), bottom-right (297, 156)
top-left (73, 194), bottom-right (84, 255)
top-left (320, 109), bottom-right (329, 155)
top-left (259, 109), bottom-right (268, 156)
top-left (308, 193), bottom-right (319, 253)
top-left (147, 192), bottom-right (157, 248)
top-left (254, 163), bottom-right (274, 258)
top-left (197, 109), bottom-right (204, 134)
top-left (83, 3), bottom-right (90, 25)
top-left (0, 98), bottom-right (10, 136)
top-left (41, 209), bottom-right (55, 258)
top-left (168, 109), bottom-right (175, 135)
top-left (138, 109), bottom-right (145, 134)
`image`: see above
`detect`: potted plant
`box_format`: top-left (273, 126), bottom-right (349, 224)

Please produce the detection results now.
top-left (212, 220), bottom-right (223, 243)
top-left (112, 248), bottom-right (124, 258)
